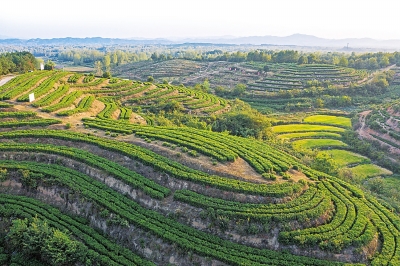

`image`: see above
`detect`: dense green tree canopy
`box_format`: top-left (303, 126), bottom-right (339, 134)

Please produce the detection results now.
top-left (6, 216), bottom-right (87, 265)
top-left (0, 52), bottom-right (37, 74)
top-left (212, 99), bottom-right (272, 139)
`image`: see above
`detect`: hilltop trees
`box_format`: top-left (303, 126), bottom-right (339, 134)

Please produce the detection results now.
top-left (0, 52), bottom-right (37, 74)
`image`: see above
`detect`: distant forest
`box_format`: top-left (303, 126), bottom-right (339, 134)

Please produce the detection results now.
top-left (56, 48), bottom-right (400, 72)
top-left (0, 52), bottom-right (37, 75)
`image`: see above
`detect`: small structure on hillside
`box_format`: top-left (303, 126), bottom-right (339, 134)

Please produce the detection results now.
top-left (28, 93), bottom-right (35, 102)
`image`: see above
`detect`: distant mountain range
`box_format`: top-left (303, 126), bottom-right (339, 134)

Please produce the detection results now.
top-left (0, 34), bottom-right (400, 49)
top-left (0, 37), bottom-right (174, 45)
top-left (177, 34), bottom-right (400, 48)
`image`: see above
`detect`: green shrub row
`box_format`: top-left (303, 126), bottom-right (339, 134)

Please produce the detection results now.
top-left (0, 142), bottom-right (169, 199)
top-left (0, 160), bottom-right (345, 266)
top-left (0, 194), bottom-right (153, 266)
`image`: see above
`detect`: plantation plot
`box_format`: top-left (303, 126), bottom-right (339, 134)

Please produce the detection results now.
top-left (303, 115), bottom-right (352, 128)
top-left (272, 124), bottom-right (345, 133)
top-left (292, 138), bottom-right (348, 150)
top-left (274, 114), bottom-right (393, 181)
top-left (319, 150), bottom-right (370, 167)
top-left (247, 64), bottom-right (366, 92)
top-left (277, 131), bottom-right (342, 140)
top-left (1, 69), bottom-right (400, 265)
top-left (348, 164), bottom-right (392, 180)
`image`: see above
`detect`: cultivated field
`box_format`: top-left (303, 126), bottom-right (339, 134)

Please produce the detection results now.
top-left (0, 71), bottom-right (399, 265)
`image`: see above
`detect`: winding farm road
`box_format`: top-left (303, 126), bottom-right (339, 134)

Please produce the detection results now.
top-left (0, 75), bottom-right (15, 86)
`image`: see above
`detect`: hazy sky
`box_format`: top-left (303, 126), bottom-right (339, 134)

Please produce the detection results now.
top-left (1, 0), bottom-right (399, 40)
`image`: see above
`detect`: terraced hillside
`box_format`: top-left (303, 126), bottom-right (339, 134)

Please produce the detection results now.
top-left (273, 114), bottom-right (392, 181)
top-left (247, 64), bottom-right (367, 92)
top-left (113, 59), bottom-right (267, 88)
top-left (114, 60), bottom-right (367, 92)
top-left (0, 72), bottom-right (400, 265)
top-left (0, 71), bottom-right (228, 125)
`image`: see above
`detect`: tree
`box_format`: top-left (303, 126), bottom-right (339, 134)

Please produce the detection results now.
top-left (151, 52), bottom-right (159, 61)
top-left (332, 56), bottom-right (340, 65)
top-left (338, 56), bottom-right (348, 67)
top-left (314, 98), bottom-right (324, 108)
top-left (7, 216), bottom-right (87, 265)
top-left (311, 153), bottom-right (339, 175)
top-left (212, 100), bottom-right (272, 139)
top-left (368, 177), bottom-right (384, 193)
top-left (44, 60), bottom-right (55, 70)
top-left (102, 71), bottom-right (111, 79)
top-left (307, 53), bottom-right (318, 64)
top-left (111, 53), bottom-right (118, 65)
top-left (147, 76), bottom-right (154, 82)
top-left (380, 56), bottom-right (390, 67)
top-left (194, 79), bottom-right (210, 93)
top-left (73, 53), bottom-right (81, 65)
top-left (94, 61), bottom-right (103, 76)
top-left (103, 55), bottom-right (111, 72)
top-left (213, 110), bottom-right (272, 139)
top-left (232, 83), bottom-right (246, 96)
top-left (368, 58), bottom-right (379, 69)
top-left (298, 56), bottom-right (308, 65)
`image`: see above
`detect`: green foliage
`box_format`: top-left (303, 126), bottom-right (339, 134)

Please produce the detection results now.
top-left (102, 71), bottom-right (111, 79)
top-left (44, 60), bottom-right (55, 71)
top-left (0, 194), bottom-right (152, 266)
top-left (311, 153), bottom-right (339, 175)
top-left (7, 217), bottom-right (87, 265)
top-left (0, 168), bottom-right (7, 181)
top-left (213, 100), bottom-right (272, 139)
top-left (0, 161), bottom-right (343, 266)
top-left (82, 73), bottom-right (95, 83)
top-left (298, 55), bottom-right (308, 65)
top-left (0, 52), bottom-right (37, 74)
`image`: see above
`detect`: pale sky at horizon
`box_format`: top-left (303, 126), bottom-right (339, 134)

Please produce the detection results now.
top-left (1, 0), bottom-right (399, 40)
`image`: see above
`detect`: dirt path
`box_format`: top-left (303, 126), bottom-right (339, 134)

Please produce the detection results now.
top-left (357, 110), bottom-right (372, 139)
top-left (357, 64), bottom-right (396, 85)
top-left (0, 75), bottom-right (15, 86)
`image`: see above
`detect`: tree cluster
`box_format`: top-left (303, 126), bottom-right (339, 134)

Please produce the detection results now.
top-left (0, 52), bottom-right (37, 74)
top-left (5, 216), bottom-right (87, 265)
top-left (212, 99), bottom-right (272, 139)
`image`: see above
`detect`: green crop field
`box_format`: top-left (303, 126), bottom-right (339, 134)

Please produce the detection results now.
top-left (319, 149), bottom-right (370, 167)
top-left (303, 115), bottom-right (352, 128)
top-left (291, 138), bottom-right (348, 150)
top-left (277, 131), bottom-right (342, 140)
top-left (272, 124), bottom-right (345, 133)
top-left (349, 164), bottom-right (393, 180)
top-left (0, 61), bottom-right (399, 266)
